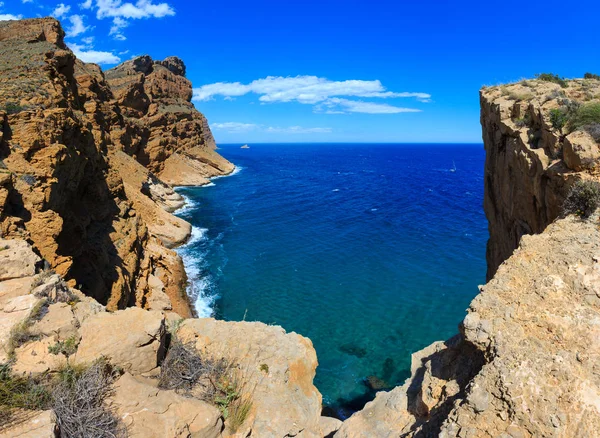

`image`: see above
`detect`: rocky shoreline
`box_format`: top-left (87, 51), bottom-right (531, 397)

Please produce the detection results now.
top-left (1, 17), bottom-right (600, 438)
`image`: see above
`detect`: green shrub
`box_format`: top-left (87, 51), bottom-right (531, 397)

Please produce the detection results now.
top-left (536, 73), bottom-right (568, 88)
top-left (3, 102), bottom-right (22, 115)
top-left (0, 363), bottom-right (51, 427)
top-left (584, 72), bottom-right (600, 80)
top-left (549, 108), bottom-right (569, 131)
top-left (562, 180), bottom-right (600, 218)
top-left (48, 336), bottom-right (79, 358)
top-left (7, 299), bottom-right (48, 356)
top-left (567, 102), bottom-right (600, 131)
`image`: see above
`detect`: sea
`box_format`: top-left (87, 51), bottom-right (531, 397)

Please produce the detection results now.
top-left (174, 143), bottom-right (488, 416)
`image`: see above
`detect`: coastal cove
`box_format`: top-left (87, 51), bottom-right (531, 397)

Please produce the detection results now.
top-left (174, 143), bottom-right (489, 413)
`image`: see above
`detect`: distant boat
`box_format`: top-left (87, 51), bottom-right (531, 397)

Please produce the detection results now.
top-left (449, 161), bottom-right (457, 172)
top-left (241, 144), bottom-right (250, 149)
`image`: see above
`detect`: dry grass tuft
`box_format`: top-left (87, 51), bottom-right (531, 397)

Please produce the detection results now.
top-left (51, 359), bottom-right (125, 438)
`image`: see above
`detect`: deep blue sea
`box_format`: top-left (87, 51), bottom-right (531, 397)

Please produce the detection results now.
top-left (175, 143), bottom-right (488, 415)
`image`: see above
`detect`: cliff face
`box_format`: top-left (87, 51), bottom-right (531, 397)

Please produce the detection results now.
top-left (481, 80), bottom-right (600, 279)
top-left (0, 18), bottom-right (233, 314)
top-left (337, 79), bottom-right (600, 436)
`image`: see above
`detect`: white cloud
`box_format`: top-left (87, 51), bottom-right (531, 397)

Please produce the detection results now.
top-left (22, 0), bottom-right (33, 3)
top-left (88, 0), bottom-right (175, 19)
top-left (315, 98), bottom-right (422, 114)
top-left (211, 123), bottom-right (259, 132)
top-left (265, 126), bottom-right (332, 134)
top-left (70, 43), bottom-right (120, 64)
top-left (65, 15), bottom-right (91, 37)
top-left (52, 3), bottom-right (71, 18)
top-left (193, 75), bottom-right (431, 105)
top-left (79, 1), bottom-right (174, 40)
top-left (212, 122), bottom-right (331, 135)
top-left (0, 14), bottom-right (22, 20)
top-left (81, 36), bottom-right (95, 45)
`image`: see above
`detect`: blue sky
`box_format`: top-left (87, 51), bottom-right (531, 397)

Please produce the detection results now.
top-left (2, 0), bottom-right (599, 143)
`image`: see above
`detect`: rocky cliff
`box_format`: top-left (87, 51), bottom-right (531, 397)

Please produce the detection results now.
top-left (0, 18), bottom-right (233, 316)
top-left (481, 79), bottom-right (600, 279)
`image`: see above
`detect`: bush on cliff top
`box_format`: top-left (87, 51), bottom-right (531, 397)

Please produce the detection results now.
top-left (568, 102), bottom-right (600, 131)
top-left (536, 73), bottom-right (569, 88)
top-left (584, 72), bottom-right (600, 80)
top-left (0, 362), bottom-right (50, 426)
top-left (563, 180), bottom-right (600, 218)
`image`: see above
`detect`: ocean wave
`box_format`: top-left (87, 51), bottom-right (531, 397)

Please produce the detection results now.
top-left (174, 192), bottom-right (198, 216)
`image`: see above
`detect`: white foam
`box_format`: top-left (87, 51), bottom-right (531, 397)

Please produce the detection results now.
top-left (171, 165), bottom-right (243, 318)
top-left (174, 192), bottom-right (198, 216)
top-left (332, 189), bottom-right (340, 192)
top-left (211, 165), bottom-right (243, 181)
top-left (175, 226), bottom-right (217, 318)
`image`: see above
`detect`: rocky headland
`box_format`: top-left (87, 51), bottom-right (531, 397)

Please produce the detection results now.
top-left (1, 17), bottom-right (600, 438)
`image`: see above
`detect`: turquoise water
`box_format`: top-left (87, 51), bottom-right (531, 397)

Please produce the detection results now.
top-left (175, 143), bottom-right (488, 415)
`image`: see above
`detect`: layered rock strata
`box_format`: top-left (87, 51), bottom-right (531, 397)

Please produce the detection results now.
top-left (0, 18), bottom-right (233, 315)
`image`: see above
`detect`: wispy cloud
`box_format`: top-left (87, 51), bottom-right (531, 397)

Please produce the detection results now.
top-left (212, 122), bottom-right (332, 135)
top-left (315, 98), bottom-right (422, 114)
top-left (193, 76), bottom-right (430, 104)
top-left (69, 42), bottom-right (120, 64)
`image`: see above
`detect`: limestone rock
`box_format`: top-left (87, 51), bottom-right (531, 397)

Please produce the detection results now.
top-left (178, 319), bottom-right (323, 437)
top-left (110, 373), bottom-right (223, 438)
top-left (0, 239), bottom-right (40, 281)
top-left (74, 307), bottom-right (167, 375)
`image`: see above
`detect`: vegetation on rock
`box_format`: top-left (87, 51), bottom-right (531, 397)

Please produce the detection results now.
top-left (562, 180), bottom-right (600, 218)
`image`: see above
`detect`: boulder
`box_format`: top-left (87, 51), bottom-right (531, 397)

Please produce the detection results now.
top-left (74, 308), bottom-right (167, 375)
top-left (563, 130), bottom-right (600, 171)
top-left (110, 373), bottom-right (223, 438)
top-left (178, 319), bottom-right (322, 437)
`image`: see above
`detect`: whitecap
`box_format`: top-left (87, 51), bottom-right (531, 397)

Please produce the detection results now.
top-left (211, 165), bottom-right (243, 181)
top-left (332, 189), bottom-right (340, 192)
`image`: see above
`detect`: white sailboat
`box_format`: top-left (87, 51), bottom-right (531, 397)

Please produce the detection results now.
top-left (450, 160), bottom-right (457, 172)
